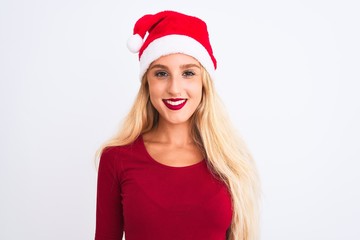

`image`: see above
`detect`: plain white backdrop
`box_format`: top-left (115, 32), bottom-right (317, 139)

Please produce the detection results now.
top-left (1, 0), bottom-right (359, 239)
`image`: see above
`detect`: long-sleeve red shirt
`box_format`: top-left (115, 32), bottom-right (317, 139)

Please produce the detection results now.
top-left (95, 135), bottom-right (232, 240)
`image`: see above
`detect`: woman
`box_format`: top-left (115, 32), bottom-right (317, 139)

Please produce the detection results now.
top-left (95, 10), bottom-right (261, 240)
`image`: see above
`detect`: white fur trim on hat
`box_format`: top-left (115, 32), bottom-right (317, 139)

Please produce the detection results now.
top-left (139, 34), bottom-right (216, 80)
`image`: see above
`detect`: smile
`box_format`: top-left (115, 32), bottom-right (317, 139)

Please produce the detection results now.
top-left (163, 98), bottom-right (187, 110)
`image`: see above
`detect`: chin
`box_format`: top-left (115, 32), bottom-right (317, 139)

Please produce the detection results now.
top-left (162, 115), bottom-right (192, 125)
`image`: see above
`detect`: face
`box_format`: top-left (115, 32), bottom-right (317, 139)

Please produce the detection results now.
top-left (146, 53), bottom-right (203, 125)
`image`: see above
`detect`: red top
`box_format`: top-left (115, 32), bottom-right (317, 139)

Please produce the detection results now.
top-left (95, 136), bottom-right (232, 240)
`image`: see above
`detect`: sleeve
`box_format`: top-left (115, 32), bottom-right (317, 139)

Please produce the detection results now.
top-left (94, 147), bottom-right (124, 240)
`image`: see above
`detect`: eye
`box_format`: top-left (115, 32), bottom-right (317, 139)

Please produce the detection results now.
top-left (154, 71), bottom-right (169, 78)
top-left (183, 70), bottom-right (195, 78)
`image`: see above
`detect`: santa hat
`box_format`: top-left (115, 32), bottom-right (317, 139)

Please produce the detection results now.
top-left (127, 10), bottom-right (217, 80)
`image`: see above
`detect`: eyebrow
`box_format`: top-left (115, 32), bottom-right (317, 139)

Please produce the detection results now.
top-left (149, 63), bottom-right (201, 70)
top-left (181, 64), bottom-right (201, 69)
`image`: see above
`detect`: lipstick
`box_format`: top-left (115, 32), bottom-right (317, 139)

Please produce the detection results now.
top-left (163, 98), bottom-right (187, 110)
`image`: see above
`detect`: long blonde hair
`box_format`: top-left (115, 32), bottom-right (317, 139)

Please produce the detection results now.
top-left (96, 67), bottom-right (261, 240)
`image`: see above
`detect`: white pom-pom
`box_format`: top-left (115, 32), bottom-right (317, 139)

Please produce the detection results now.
top-left (127, 34), bottom-right (143, 53)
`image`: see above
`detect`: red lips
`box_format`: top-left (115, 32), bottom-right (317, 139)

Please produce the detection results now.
top-left (162, 98), bottom-right (187, 110)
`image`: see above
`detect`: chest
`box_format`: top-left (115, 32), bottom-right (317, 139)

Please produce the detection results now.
top-left (119, 163), bottom-right (232, 236)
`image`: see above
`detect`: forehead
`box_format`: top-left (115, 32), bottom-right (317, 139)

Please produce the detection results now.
top-left (150, 53), bottom-right (200, 67)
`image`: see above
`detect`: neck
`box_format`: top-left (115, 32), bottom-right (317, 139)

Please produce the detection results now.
top-left (151, 119), bottom-right (193, 146)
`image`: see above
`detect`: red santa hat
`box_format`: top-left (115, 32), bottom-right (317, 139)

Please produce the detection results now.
top-left (127, 10), bottom-right (217, 80)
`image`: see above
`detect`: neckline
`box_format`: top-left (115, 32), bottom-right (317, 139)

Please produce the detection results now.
top-left (138, 135), bottom-right (206, 169)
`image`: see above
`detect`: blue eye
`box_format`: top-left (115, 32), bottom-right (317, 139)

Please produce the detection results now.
top-left (183, 70), bottom-right (195, 77)
top-left (155, 71), bottom-right (168, 78)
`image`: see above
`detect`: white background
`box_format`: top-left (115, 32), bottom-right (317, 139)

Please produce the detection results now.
top-left (1, 0), bottom-right (359, 239)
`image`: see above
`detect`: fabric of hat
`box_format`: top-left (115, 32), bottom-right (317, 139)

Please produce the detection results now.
top-left (127, 10), bottom-right (217, 80)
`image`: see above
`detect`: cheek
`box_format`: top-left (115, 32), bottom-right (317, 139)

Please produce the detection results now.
top-left (148, 81), bottom-right (161, 97)
top-left (148, 83), bottom-right (164, 107)
top-left (190, 82), bottom-right (203, 100)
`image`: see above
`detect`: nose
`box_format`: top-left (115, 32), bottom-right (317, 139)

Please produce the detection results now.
top-left (167, 76), bottom-right (182, 96)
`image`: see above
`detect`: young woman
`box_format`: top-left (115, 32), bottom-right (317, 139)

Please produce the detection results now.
top-left (95, 10), bottom-right (261, 240)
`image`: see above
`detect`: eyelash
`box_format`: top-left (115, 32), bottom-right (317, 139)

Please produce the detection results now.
top-left (154, 70), bottom-right (196, 78)
top-left (154, 71), bottom-right (168, 78)
top-left (183, 70), bottom-right (195, 77)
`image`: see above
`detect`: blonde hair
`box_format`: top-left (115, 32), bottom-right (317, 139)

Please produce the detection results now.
top-left (96, 67), bottom-right (261, 240)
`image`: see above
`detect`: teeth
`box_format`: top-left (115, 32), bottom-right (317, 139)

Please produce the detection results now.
top-left (165, 99), bottom-right (186, 106)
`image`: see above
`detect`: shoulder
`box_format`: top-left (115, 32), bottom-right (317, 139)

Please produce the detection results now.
top-left (101, 145), bottom-right (127, 159)
top-left (99, 137), bottom-right (143, 166)
top-left (100, 144), bottom-right (132, 163)
top-left (97, 144), bottom-right (133, 178)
